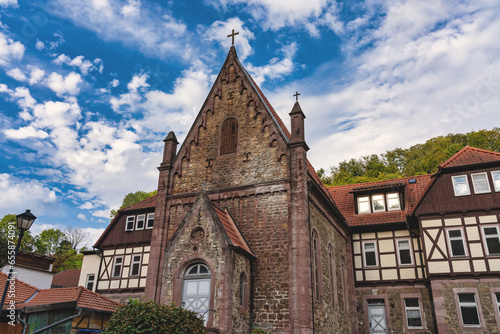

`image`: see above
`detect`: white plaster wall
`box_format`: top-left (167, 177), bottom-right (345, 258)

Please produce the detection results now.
top-left (78, 253), bottom-right (101, 291)
top-left (1, 266), bottom-right (53, 289)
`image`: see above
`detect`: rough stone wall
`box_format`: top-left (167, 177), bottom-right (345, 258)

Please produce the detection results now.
top-left (170, 62), bottom-right (289, 195)
top-left (100, 291), bottom-right (146, 305)
top-left (161, 201), bottom-right (231, 331)
top-left (216, 192), bottom-right (291, 332)
top-left (309, 202), bottom-right (353, 334)
top-left (355, 286), bottom-right (435, 334)
top-left (232, 253), bottom-right (252, 334)
top-left (432, 279), bottom-right (500, 334)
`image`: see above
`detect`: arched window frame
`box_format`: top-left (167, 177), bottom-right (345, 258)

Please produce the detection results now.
top-left (311, 228), bottom-right (322, 302)
top-left (220, 117), bottom-right (238, 155)
top-left (239, 272), bottom-right (248, 307)
top-left (328, 243), bottom-right (338, 309)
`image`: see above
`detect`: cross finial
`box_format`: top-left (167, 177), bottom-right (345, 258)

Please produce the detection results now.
top-left (293, 91), bottom-right (300, 102)
top-left (201, 181), bottom-right (208, 191)
top-left (227, 29), bottom-right (239, 46)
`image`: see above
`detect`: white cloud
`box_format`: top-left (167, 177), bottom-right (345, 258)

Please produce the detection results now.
top-left (244, 43), bottom-right (297, 85)
top-left (35, 39), bottom-right (45, 50)
top-left (0, 0), bottom-right (18, 8)
top-left (6, 68), bottom-right (27, 82)
top-left (110, 73), bottom-right (149, 112)
top-left (0, 31), bottom-right (25, 66)
top-left (209, 0), bottom-right (343, 35)
top-left (82, 227), bottom-right (106, 247)
top-left (53, 54), bottom-right (102, 75)
top-left (28, 66), bottom-right (45, 85)
top-left (46, 71), bottom-right (83, 96)
top-left (48, 31), bottom-right (65, 50)
top-left (202, 17), bottom-right (255, 61)
top-left (46, 0), bottom-right (189, 60)
top-left (3, 126), bottom-right (49, 139)
top-left (296, 0), bottom-right (500, 170)
top-left (110, 79), bottom-right (119, 87)
top-left (79, 202), bottom-right (95, 210)
top-left (0, 173), bottom-right (57, 214)
top-left (77, 213), bottom-right (86, 220)
top-left (32, 99), bottom-right (82, 129)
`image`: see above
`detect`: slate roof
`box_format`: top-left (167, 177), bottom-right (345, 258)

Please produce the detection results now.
top-left (439, 146), bottom-right (500, 169)
top-left (328, 174), bottom-right (432, 227)
top-left (0, 272), bottom-right (38, 308)
top-left (51, 269), bottom-right (81, 288)
top-left (16, 286), bottom-right (122, 313)
top-left (214, 205), bottom-right (254, 257)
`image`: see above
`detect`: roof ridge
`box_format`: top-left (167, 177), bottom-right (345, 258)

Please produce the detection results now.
top-left (439, 145), bottom-right (500, 169)
top-left (327, 174), bottom-right (433, 189)
top-left (78, 286), bottom-right (123, 307)
top-left (0, 272), bottom-right (39, 292)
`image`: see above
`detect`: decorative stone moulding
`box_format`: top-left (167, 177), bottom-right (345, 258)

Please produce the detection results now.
top-left (191, 227), bottom-right (205, 244)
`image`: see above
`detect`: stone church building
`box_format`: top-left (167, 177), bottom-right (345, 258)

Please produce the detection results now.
top-left (84, 45), bottom-right (500, 333)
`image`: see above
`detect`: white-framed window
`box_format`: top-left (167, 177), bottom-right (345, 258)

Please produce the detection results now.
top-left (495, 293), bottom-right (500, 314)
top-left (447, 228), bottom-right (467, 257)
top-left (146, 213), bottom-right (155, 229)
top-left (358, 196), bottom-right (371, 214)
top-left (371, 194), bottom-right (386, 212)
top-left (386, 192), bottom-right (401, 211)
top-left (397, 239), bottom-right (413, 265)
top-left (363, 241), bottom-right (378, 267)
top-left (482, 225), bottom-right (500, 255)
top-left (136, 214), bottom-right (145, 230)
top-left (86, 274), bottom-right (95, 290)
top-left (125, 216), bottom-right (135, 231)
top-left (404, 298), bottom-right (423, 329)
top-left (471, 172), bottom-right (491, 194)
top-left (130, 255), bottom-right (142, 276)
top-left (458, 293), bottom-right (481, 327)
top-left (492, 171), bottom-right (500, 192)
top-left (452, 175), bottom-right (471, 196)
top-left (112, 256), bottom-right (123, 278)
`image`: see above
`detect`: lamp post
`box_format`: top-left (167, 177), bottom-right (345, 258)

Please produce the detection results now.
top-left (0, 210), bottom-right (36, 317)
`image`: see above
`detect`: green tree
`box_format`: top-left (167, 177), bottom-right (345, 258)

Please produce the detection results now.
top-left (320, 128), bottom-right (500, 186)
top-left (110, 190), bottom-right (157, 219)
top-left (0, 214), bottom-right (35, 256)
top-left (34, 228), bottom-right (66, 256)
top-left (52, 240), bottom-right (83, 272)
top-left (103, 300), bottom-right (205, 334)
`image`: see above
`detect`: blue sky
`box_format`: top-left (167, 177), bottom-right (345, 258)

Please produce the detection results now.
top-left (1, 0), bottom-right (499, 246)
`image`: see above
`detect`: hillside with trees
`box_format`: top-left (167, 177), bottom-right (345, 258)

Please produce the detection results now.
top-left (318, 128), bottom-right (500, 186)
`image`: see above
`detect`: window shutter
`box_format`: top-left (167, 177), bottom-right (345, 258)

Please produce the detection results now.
top-left (221, 118), bottom-right (237, 154)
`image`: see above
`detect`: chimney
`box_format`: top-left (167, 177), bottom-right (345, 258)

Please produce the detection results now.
top-left (161, 131), bottom-right (178, 166)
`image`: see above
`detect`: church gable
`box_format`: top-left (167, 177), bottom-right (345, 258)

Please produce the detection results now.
top-left (169, 47), bottom-right (289, 195)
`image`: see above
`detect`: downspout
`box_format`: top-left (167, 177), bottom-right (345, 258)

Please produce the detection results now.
top-left (406, 217), bottom-right (438, 334)
top-left (17, 311), bottom-right (27, 334)
top-left (30, 308), bottom-right (83, 334)
top-left (307, 181), bottom-right (315, 334)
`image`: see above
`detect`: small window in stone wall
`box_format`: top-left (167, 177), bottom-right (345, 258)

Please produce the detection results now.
top-left (458, 293), bottom-right (481, 327)
top-left (239, 273), bottom-right (248, 307)
top-left (311, 229), bottom-right (321, 302)
top-left (328, 244), bottom-right (337, 308)
top-left (404, 298), bottom-right (423, 329)
top-left (221, 118), bottom-right (238, 155)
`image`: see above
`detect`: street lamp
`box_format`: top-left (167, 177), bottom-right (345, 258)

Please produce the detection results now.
top-left (0, 210), bottom-right (36, 316)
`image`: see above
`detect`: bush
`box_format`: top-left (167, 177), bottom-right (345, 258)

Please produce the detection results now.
top-left (103, 300), bottom-right (205, 334)
top-left (251, 328), bottom-right (270, 334)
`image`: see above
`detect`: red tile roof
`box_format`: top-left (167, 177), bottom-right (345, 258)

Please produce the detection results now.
top-left (214, 205), bottom-right (254, 257)
top-left (119, 194), bottom-right (157, 212)
top-left (0, 272), bottom-right (38, 309)
top-left (328, 175), bottom-right (432, 227)
top-left (51, 269), bottom-right (80, 288)
top-left (439, 146), bottom-right (500, 169)
top-left (16, 286), bottom-right (122, 313)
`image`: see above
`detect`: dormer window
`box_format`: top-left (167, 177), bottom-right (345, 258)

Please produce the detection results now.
top-left (221, 118), bottom-right (238, 155)
top-left (452, 175), bottom-right (471, 196)
top-left (471, 173), bottom-right (491, 194)
top-left (356, 192), bottom-right (401, 214)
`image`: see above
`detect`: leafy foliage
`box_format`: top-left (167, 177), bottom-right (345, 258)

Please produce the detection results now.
top-left (110, 190), bottom-right (157, 218)
top-left (34, 228), bottom-right (66, 256)
top-left (103, 300), bottom-right (205, 334)
top-left (252, 328), bottom-right (271, 334)
top-left (320, 128), bottom-right (500, 186)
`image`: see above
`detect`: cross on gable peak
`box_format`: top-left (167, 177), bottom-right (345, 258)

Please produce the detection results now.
top-left (227, 29), bottom-right (239, 46)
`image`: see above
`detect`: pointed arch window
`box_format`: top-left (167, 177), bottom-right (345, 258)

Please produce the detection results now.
top-left (239, 272), bottom-right (248, 307)
top-left (221, 118), bottom-right (238, 154)
top-left (311, 229), bottom-right (322, 302)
